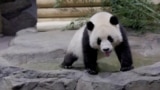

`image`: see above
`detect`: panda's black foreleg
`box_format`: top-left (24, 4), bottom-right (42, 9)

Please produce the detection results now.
top-left (115, 25), bottom-right (134, 71)
top-left (83, 49), bottom-right (98, 75)
top-left (61, 53), bottom-right (78, 69)
top-left (82, 28), bottom-right (99, 75)
top-left (115, 42), bottom-right (134, 71)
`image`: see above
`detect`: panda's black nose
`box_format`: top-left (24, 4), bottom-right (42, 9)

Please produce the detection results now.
top-left (103, 48), bottom-right (109, 52)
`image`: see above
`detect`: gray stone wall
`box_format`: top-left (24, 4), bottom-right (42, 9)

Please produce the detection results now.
top-left (0, 0), bottom-right (37, 36)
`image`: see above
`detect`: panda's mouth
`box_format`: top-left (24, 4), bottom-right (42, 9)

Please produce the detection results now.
top-left (104, 51), bottom-right (112, 57)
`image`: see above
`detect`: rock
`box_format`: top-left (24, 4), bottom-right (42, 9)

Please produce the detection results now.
top-left (124, 80), bottom-right (160, 90)
top-left (0, 0), bottom-right (37, 36)
top-left (129, 33), bottom-right (160, 57)
top-left (0, 36), bottom-right (14, 51)
top-left (2, 12), bottom-right (37, 36)
top-left (0, 0), bottom-right (31, 17)
top-left (0, 57), bottom-right (11, 66)
top-left (76, 67), bottom-right (160, 90)
top-left (0, 12), bottom-right (2, 34)
top-left (16, 27), bottom-right (37, 36)
top-left (0, 66), bottom-right (82, 90)
top-left (0, 0), bottom-right (15, 4)
top-left (77, 77), bottom-right (123, 90)
top-left (0, 30), bottom-right (75, 69)
top-left (0, 63), bottom-right (160, 90)
top-left (133, 62), bottom-right (160, 76)
top-left (0, 66), bottom-right (22, 78)
top-left (0, 29), bottom-right (160, 89)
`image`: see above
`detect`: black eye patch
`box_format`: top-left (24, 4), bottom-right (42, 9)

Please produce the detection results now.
top-left (97, 38), bottom-right (101, 45)
top-left (107, 36), bottom-right (114, 43)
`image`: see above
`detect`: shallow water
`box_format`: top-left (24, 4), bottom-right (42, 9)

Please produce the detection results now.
top-left (19, 51), bottom-right (160, 72)
top-left (98, 51), bottom-right (160, 72)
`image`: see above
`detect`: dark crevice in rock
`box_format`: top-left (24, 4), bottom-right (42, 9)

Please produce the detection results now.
top-left (29, 82), bottom-right (39, 90)
top-left (74, 73), bottom-right (83, 90)
top-left (12, 84), bottom-right (24, 90)
top-left (0, 66), bottom-right (24, 78)
top-left (122, 87), bottom-right (126, 90)
top-left (92, 82), bottom-right (98, 90)
top-left (74, 79), bottom-right (79, 90)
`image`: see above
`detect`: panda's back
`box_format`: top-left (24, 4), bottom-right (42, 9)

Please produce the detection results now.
top-left (67, 26), bottom-right (86, 60)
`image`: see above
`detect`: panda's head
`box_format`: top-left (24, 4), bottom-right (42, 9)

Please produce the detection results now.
top-left (86, 12), bottom-right (123, 56)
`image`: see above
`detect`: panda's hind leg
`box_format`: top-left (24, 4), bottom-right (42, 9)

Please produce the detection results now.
top-left (61, 53), bottom-right (78, 69)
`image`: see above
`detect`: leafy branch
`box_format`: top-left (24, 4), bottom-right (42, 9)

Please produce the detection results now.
top-left (110, 0), bottom-right (160, 32)
top-left (55, 0), bottom-right (160, 32)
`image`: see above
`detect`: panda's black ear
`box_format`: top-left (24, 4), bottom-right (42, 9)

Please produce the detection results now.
top-left (86, 21), bottom-right (94, 31)
top-left (110, 16), bottom-right (119, 25)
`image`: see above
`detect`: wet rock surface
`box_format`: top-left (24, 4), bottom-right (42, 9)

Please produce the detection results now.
top-left (0, 29), bottom-right (160, 90)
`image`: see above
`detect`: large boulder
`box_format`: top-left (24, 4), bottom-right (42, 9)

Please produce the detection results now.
top-left (0, 11), bottom-right (2, 34)
top-left (0, 0), bottom-right (37, 36)
top-left (0, 0), bottom-right (15, 4)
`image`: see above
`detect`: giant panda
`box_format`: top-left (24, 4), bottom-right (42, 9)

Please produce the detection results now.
top-left (61, 11), bottom-right (134, 75)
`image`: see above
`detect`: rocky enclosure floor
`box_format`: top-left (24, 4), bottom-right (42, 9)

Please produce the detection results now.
top-left (0, 28), bottom-right (160, 90)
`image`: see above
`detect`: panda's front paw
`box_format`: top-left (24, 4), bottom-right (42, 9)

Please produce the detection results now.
top-left (120, 66), bottom-right (134, 72)
top-left (86, 69), bottom-right (98, 75)
top-left (61, 64), bottom-right (73, 69)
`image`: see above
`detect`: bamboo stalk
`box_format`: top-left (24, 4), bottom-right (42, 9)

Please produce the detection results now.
top-left (38, 7), bottom-right (111, 18)
top-left (37, 0), bottom-right (110, 8)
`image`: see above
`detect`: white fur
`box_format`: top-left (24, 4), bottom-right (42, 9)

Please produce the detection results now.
top-left (67, 12), bottom-right (123, 60)
top-left (100, 40), bottom-right (113, 52)
top-left (67, 26), bottom-right (85, 60)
